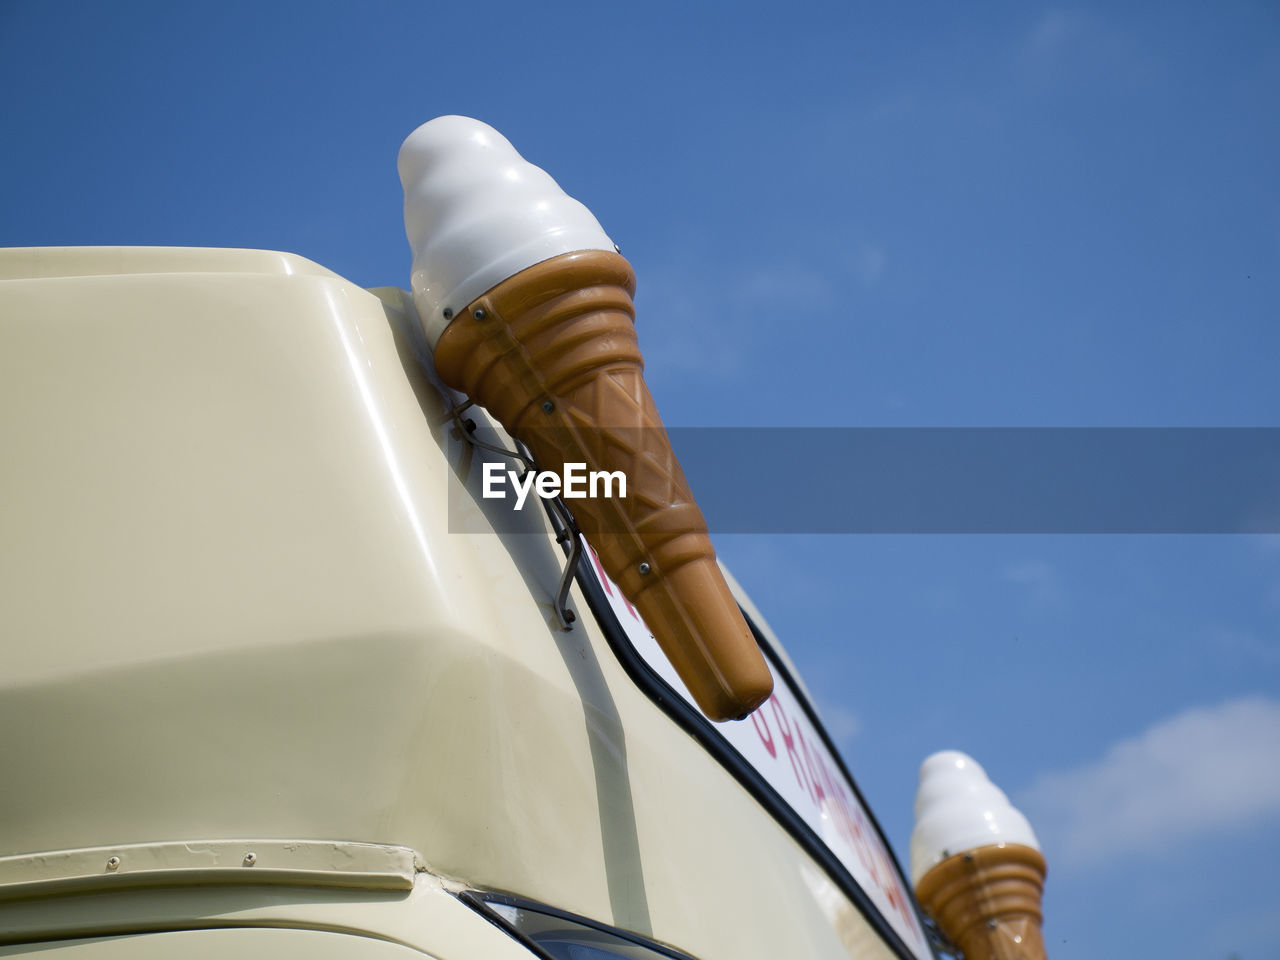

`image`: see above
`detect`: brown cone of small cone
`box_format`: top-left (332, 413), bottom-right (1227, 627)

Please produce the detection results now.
top-left (433, 249), bottom-right (774, 721)
top-left (915, 843), bottom-right (1048, 960)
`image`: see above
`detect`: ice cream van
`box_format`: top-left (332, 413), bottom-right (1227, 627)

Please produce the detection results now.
top-left (0, 118), bottom-right (1047, 959)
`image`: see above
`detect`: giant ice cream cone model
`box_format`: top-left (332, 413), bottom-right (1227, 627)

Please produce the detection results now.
top-left (910, 751), bottom-right (1048, 960)
top-left (399, 116), bottom-right (773, 721)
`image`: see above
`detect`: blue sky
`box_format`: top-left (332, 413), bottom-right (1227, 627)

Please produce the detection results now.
top-left (3, 2), bottom-right (1278, 957)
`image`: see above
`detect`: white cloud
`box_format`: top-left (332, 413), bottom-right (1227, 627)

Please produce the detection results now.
top-left (739, 261), bottom-right (834, 309)
top-left (1019, 698), bottom-right (1280, 864)
top-left (1015, 7), bottom-right (1161, 94)
top-left (1211, 626), bottom-right (1280, 666)
top-left (1023, 8), bottom-right (1087, 58)
top-left (1250, 536), bottom-right (1280, 611)
top-left (634, 266), bottom-right (746, 382)
top-left (850, 242), bottom-right (887, 288)
top-left (637, 253), bottom-right (845, 384)
top-left (1002, 559), bottom-right (1065, 608)
top-left (818, 700), bottom-right (862, 750)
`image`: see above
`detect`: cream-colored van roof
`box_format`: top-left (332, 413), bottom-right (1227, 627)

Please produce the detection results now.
top-left (0, 247), bottom-right (905, 960)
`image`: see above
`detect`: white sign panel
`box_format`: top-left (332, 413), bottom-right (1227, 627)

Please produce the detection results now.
top-left (582, 544), bottom-right (932, 960)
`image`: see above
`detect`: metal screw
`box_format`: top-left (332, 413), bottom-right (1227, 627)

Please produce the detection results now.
top-left (541, 400), bottom-right (555, 413)
top-left (638, 562), bottom-right (652, 576)
top-left (473, 308), bottom-right (486, 320)
top-left (243, 852), bottom-right (257, 866)
top-left (613, 243), bottom-right (622, 254)
top-left (987, 920), bottom-right (997, 930)
top-left (442, 307), bottom-right (454, 321)
top-left (106, 857), bottom-right (121, 871)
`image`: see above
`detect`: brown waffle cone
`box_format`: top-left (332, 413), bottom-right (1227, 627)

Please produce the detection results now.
top-left (915, 843), bottom-right (1048, 960)
top-left (433, 249), bottom-right (773, 721)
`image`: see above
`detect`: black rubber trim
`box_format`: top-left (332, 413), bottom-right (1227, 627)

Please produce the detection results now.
top-left (457, 890), bottom-right (559, 960)
top-left (458, 889), bottom-right (699, 960)
top-left (570, 555), bottom-right (939, 960)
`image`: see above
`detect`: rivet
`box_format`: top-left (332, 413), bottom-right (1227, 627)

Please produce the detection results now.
top-left (442, 307), bottom-right (454, 321)
top-left (106, 856), bottom-right (121, 870)
top-left (243, 852), bottom-right (257, 866)
top-left (638, 562), bottom-right (652, 575)
top-left (473, 308), bottom-right (486, 320)
top-left (987, 920), bottom-right (997, 930)
top-left (541, 400), bottom-right (555, 413)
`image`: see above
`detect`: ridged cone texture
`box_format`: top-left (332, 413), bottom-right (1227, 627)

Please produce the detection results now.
top-left (433, 250), bottom-right (773, 721)
top-left (915, 844), bottom-right (1048, 960)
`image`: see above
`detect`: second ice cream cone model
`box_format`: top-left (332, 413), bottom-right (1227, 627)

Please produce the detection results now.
top-left (400, 116), bottom-right (773, 721)
top-left (910, 751), bottom-right (1049, 960)
top-left (915, 842), bottom-right (1047, 960)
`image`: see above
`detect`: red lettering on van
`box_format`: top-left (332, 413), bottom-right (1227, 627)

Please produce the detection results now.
top-left (769, 695), bottom-right (813, 800)
top-left (751, 710), bottom-right (776, 759)
top-left (796, 725), bottom-right (826, 807)
top-left (587, 547), bottom-right (613, 597)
